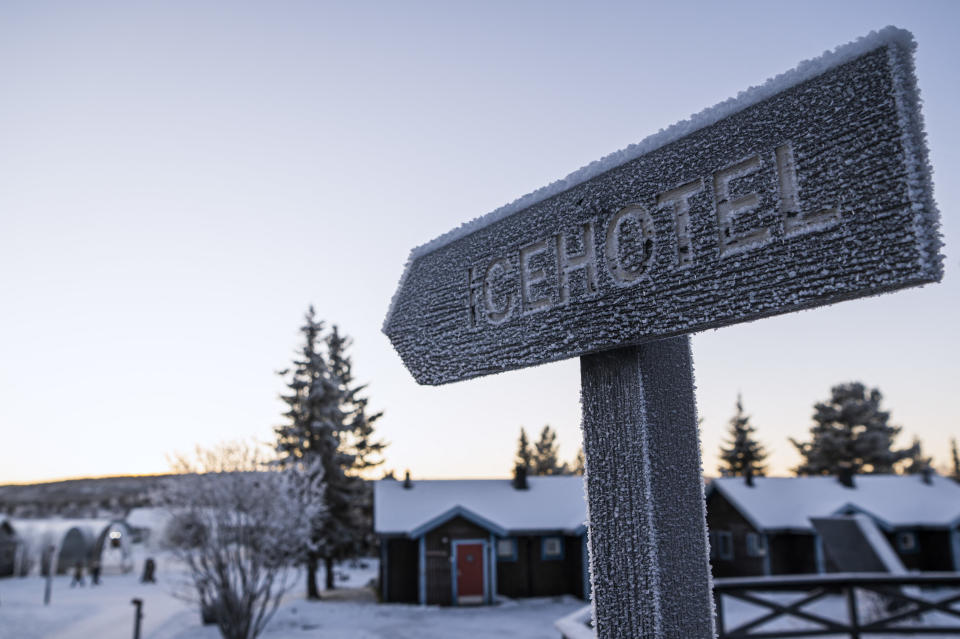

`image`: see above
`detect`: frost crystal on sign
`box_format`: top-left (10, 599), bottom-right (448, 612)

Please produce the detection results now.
top-left (384, 27), bottom-right (941, 386)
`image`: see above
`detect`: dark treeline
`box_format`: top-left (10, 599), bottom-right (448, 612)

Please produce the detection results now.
top-left (717, 381), bottom-right (954, 479)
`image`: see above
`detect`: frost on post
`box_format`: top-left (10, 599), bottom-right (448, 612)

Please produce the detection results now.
top-left (381, 25), bottom-right (943, 639)
top-left (581, 338), bottom-right (715, 638)
top-left (384, 27), bottom-right (942, 386)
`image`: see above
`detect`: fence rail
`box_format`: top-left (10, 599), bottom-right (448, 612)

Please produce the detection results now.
top-left (555, 573), bottom-right (960, 638)
top-left (554, 604), bottom-right (593, 639)
top-left (714, 572), bottom-right (960, 639)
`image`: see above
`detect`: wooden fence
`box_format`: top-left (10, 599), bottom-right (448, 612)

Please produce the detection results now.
top-left (714, 572), bottom-right (960, 638)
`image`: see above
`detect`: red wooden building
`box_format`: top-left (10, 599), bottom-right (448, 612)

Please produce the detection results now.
top-left (374, 475), bottom-right (589, 605)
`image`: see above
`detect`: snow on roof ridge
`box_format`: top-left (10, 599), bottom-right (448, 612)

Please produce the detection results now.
top-left (374, 474), bottom-right (587, 534)
top-left (713, 473), bottom-right (960, 531)
top-left (384, 26), bottom-right (916, 331)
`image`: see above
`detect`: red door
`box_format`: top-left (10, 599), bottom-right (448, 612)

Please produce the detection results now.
top-left (456, 543), bottom-right (484, 602)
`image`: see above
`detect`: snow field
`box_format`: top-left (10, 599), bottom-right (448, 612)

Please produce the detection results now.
top-left (0, 554), bottom-right (583, 639)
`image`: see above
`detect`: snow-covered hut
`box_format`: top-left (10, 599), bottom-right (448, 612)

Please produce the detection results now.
top-left (374, 475), bottom-right (589, 605)
top-left (125, 507), bottom-right (173, 546)
top-left (94, 520), bottom-right (134, 574)
top-left (705, 473), bottom-right (960, 578)
top-left (6, 518), bottom-right (132, 575)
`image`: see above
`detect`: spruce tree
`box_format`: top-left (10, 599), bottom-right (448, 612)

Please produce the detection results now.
top-left (275, 307), bottom-right (337, 599)
top-left (952, 439), bottom-right (960, 483)
top-left (571, 447), bottom-right (585, 475)
top-left (514, 427), bottom-right (533, 473)
top-left (532, 425), bottom-right (568, 475)
top-left (718, 394), bottom-right (768, 477)
top-left (275, 309), bottom-right (385, 597)
top-left (791, 382), bottom-right (913, 476)
top-left (902, 436), bottom-right (932, 475)
top-left (326, 325), bottom-right (386, 567)
top-left (327, 325), bottom-right (386, 475)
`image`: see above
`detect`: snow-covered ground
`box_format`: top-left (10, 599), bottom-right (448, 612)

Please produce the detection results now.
top-left (9, 551), bottom-right (957, 639)
top-left (0, 554), bottom-right (582, 639)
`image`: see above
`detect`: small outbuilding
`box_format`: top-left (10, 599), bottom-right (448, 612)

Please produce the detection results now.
top-left (706, 472), bottom-right (960, 578)
top-left (4, 518), bottom-right (133, 576)
top-left (375, 474), bottom-right (589, 605)
top-left (94, 520), bottom-right (134, 574)
top-left (125, 507), bottom-right (173, 546)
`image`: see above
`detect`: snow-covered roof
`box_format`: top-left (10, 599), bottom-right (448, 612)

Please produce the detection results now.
top-left (7, 518), bottom-right (113, 546)
top-left (710, 474), bottom-right (960, 532)
top-left (126, 507), bottom-right (173, 532)
top-left (374, 476), bottom-right (587, 537)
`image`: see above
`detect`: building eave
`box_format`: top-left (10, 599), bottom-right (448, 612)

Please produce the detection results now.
top-left (407, 505), bottom-right (508, 539)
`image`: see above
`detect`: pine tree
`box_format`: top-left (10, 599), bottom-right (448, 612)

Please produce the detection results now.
top-left (514, 427), bottom-right (534, 473)
top-left (952, 439), bottom-right (960, 483)
top-left (327, 325), bottom-right (386, 475)
top-left (325, 325), bottom-right (386, 564)
top-left (571, 447), bottom-right (585, 475)
top-left (718, 394), bottom-right (768, 477)
top-left (902, 436), bottom-right (932, 475)
top-left (275, 309), bottom-right (385, 597)
top-left (532, 425), bottom-right (568, 475)
top-left (791, 382), bottom-right (913, 476)
top-left (274, 307), bottom-right (336, 599)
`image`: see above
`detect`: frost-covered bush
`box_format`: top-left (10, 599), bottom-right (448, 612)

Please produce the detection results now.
top-left (158, 442), bottom-right (325, 639)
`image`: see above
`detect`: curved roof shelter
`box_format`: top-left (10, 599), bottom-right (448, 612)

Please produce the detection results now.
top-left (8, 518), bottom-right (112, 574)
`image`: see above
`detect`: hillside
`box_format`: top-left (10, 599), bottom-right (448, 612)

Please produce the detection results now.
top-left (0, 474), bottom-right (176, 518)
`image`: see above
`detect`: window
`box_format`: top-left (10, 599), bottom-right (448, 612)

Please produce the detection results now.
top-left (746, 533), bottom-right (767, 557)
top-left (896, 531), bottom-right (919, 553)
top-left (541, 536), bottom-right (564, 560)
top-left (496, 538), bottom-right (517, 561)
top-left (713, 531), bottom-right (734, 561)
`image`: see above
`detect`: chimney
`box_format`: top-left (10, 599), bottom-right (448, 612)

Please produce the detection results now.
top-left (921, 466), bottom-right (933, 485)
top-left (513, 464), bottom-right (529, 490)
top-left (744, 467), bottom-right (754, 487)
top-left (837, 463), bottom-right (855, 488)
top-left (403, 470), bottom-right (413, 489)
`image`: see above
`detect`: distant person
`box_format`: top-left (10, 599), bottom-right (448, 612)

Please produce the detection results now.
top-left (70, 561), bottom-right (85, 587)
top-left (141, 557), bottom-right (156, 584)
top-left (89, 559), bottom-right (101, 585)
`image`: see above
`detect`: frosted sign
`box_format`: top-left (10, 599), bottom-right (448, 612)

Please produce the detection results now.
top-left (467, 141), bottom-right (837, 325)
top-left (385, 29), bottom-right (941, 386)
top-left (385, 28), bottom-right (941, 639)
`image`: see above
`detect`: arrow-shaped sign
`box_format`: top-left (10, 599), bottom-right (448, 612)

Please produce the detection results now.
top-left (385, 28), bottom-right (942, 386)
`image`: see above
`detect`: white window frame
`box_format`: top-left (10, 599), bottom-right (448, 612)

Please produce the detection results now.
top-left (496, 537), bottom-right (517, 561)
top-left (896, 531), bottom-right (919, 553)
top-left (542, 536), bottom-right (564, 560)
top-left (716, 531), bottom-right (734, 561)
top-left (746, 532), bottom-right (767, 557)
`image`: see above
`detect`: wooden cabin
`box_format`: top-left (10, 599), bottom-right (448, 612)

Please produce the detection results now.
top-left (374, 475), bottom-right (589, 605)
top-left (706, 473), bottom-right (960, 578)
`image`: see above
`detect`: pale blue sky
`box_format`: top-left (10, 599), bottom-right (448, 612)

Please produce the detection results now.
top-left (1, 1), bottom-right (958, 483)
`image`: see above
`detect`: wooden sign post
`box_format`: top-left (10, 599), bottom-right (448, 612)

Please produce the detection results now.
top-left (385, 28), bottom-right (941, 638)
